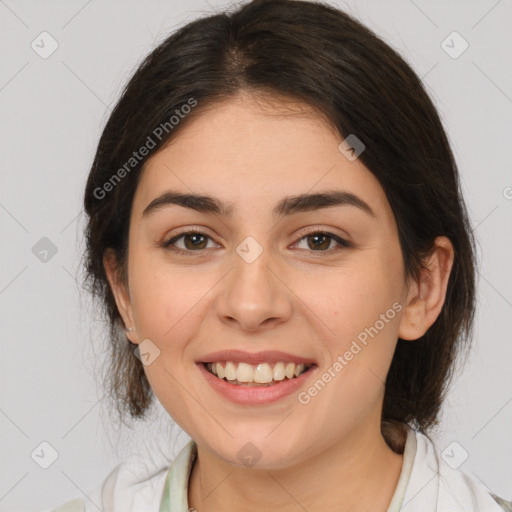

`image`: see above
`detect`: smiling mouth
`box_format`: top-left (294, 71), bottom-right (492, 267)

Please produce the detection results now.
top-left (203, 361), bottom-right (315, 387)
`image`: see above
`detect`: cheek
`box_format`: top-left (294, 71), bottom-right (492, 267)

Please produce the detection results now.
top-left (302, 266), bottom-right (401, 430)
top-left (128, 247), bottom-right (197, 333)
top-left (130, 268), bottom-right (173, 336)
top-left (313, 259), bottom-right (401, 343)
top-left (127, 249), bottom-right (218, 378)
top-left (126, 253), bottom-right (201, 415)
top-left (302, 247), bottom-right (403, 409)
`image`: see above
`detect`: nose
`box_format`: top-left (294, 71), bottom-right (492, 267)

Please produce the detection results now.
top-left (215, 246), bottom-right (293, 333)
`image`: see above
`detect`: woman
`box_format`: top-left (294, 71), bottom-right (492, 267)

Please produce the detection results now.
top-left (48, 0), bottom-right (512, 510)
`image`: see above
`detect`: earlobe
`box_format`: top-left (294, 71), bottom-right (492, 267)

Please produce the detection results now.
top-left (103, 250), bottom-right (138, 344)
top-left (398, 236), bottom-right (455, 341)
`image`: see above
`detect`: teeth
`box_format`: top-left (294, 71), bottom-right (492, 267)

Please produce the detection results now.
top-left (225, 361), bottom-right (237, 381)
top-left (294, 363), bottom-right (305, 377)
top-left (254, 363), bottom-right (273, 383)
top-left (215, 362), bottom-right (225, 379)
top-left (205, 361), bottom-right (311, 384)
top-left (237, 362), bottom-right (254, 383)
top-left (273, 362), bottom-right (285, 381)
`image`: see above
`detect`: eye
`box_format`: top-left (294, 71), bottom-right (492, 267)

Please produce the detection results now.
top-left (162, 228), bottom-right (351, 256)
top-left (293, 230), bottom-right (351, 252)
top-left (163, 230), bottom-right (218, 255)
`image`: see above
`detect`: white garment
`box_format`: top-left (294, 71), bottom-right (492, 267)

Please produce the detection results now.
top-left (44, 425), bottom-right (511, 511)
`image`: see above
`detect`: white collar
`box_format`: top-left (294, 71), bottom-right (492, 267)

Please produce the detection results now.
top-left (159, 426), bottom-right (508, 511)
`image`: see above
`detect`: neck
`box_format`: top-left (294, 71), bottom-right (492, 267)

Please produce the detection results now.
top-left (188, 421), bottom-right (406, 512)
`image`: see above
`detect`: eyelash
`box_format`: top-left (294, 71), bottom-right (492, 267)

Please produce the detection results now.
top-left (162, 228), bottom-right (351, 257)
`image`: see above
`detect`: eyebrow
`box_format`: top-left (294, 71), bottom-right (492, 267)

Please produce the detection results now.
top-left (142, 190), bottom-right (375, 219)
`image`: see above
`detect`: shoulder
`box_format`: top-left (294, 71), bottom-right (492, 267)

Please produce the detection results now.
top-left (406, 428), bottom-right (512, 511)
top-left (46, 454), bottom-right (171, 512)
top-left (47, 498), bottom-right (86, 512)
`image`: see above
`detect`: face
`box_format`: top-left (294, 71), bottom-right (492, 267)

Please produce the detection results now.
top-left (108, 92), bottom-right (416, 470)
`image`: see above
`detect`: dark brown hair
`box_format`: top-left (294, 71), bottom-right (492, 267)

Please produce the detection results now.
top-left (82, 0), bottom-right (476, 442)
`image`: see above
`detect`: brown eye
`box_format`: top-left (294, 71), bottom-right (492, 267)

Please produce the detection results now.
top-left (295, 231), bottom-right (351, 252)
top-left (163, 230), bottom-right (216, 255)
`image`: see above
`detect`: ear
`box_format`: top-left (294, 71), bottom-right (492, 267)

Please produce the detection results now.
top-left (103, 249), bottom-right (139, 344)
top-left (398, 236), bottom-right (454, 341)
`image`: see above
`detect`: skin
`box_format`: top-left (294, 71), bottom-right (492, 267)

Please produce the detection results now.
top-left (104, 91), bottom-right (454, 512)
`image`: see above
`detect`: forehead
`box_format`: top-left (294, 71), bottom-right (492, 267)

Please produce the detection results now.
top-left (132, 94), bottom-right (393, 223)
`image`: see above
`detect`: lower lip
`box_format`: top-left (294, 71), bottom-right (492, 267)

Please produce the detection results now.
top-left (197, 362), bottom-right (317, 405)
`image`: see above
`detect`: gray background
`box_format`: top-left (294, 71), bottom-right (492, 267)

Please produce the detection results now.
top-left (1, 0), bottom-right (511, 510)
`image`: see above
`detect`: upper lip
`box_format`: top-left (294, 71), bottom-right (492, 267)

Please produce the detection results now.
top-left (196, 349), bottom-right (317, 365)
